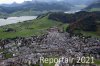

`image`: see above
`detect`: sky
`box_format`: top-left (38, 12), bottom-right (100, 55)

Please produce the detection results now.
top-left (0, 0), bottom-right (32, 4)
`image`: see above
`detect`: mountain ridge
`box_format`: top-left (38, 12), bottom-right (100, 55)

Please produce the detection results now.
top-left (0, 1), bottom-right (73, 17)
top-left (84, 1), bottom-right (100, 11)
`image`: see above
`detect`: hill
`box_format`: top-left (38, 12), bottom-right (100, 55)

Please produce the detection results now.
top-left (84, 2), bottom-right (100, 11)
top-left (47, 11), bottom-right (100, 37)
top-left (0, 1), bottom-right (73, 17)
top-left (0, 11), bottom-right (100, 39)
top-left (66, 11), bottom-right (100, 37)
top-left (0, 13), bottom-right (68, 39)
top-left (48, 11), bottom-right (100, 23)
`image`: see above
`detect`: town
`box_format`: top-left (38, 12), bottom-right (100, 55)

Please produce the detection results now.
top-left (0, 27), bottom-right (99, 66)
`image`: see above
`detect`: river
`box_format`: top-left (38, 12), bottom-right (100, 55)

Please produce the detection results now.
top-left (0, 16), bottom-right (37, 26)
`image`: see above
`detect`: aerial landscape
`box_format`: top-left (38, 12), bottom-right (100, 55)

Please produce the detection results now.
top-left (0, 0), bottom-right (100, 66)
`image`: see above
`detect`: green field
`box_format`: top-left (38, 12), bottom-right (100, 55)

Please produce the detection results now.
top-left (0, 15), bottom-right (64, 39)
top-left (89, 8), bottom-right (100, 12)
top-left (90, 8), bottom-right (100, 11)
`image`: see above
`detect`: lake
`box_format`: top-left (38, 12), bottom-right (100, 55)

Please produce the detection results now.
top-left (0, 16), bottom-right (37, 26)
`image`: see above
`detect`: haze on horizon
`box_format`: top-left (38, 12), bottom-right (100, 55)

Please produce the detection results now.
top-left (0, 0), bottom-right (96, 4)
top-left (0, 0), bottom-right (32, 4)
top-left (0, 0), bottom-right (64, 4)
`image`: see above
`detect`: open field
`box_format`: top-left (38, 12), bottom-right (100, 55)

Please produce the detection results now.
top-left (0, 15), bottom-right (63, 39)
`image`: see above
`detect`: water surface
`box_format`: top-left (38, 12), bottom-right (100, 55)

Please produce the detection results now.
top-left (0, 16), bottom-right (37, 26)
